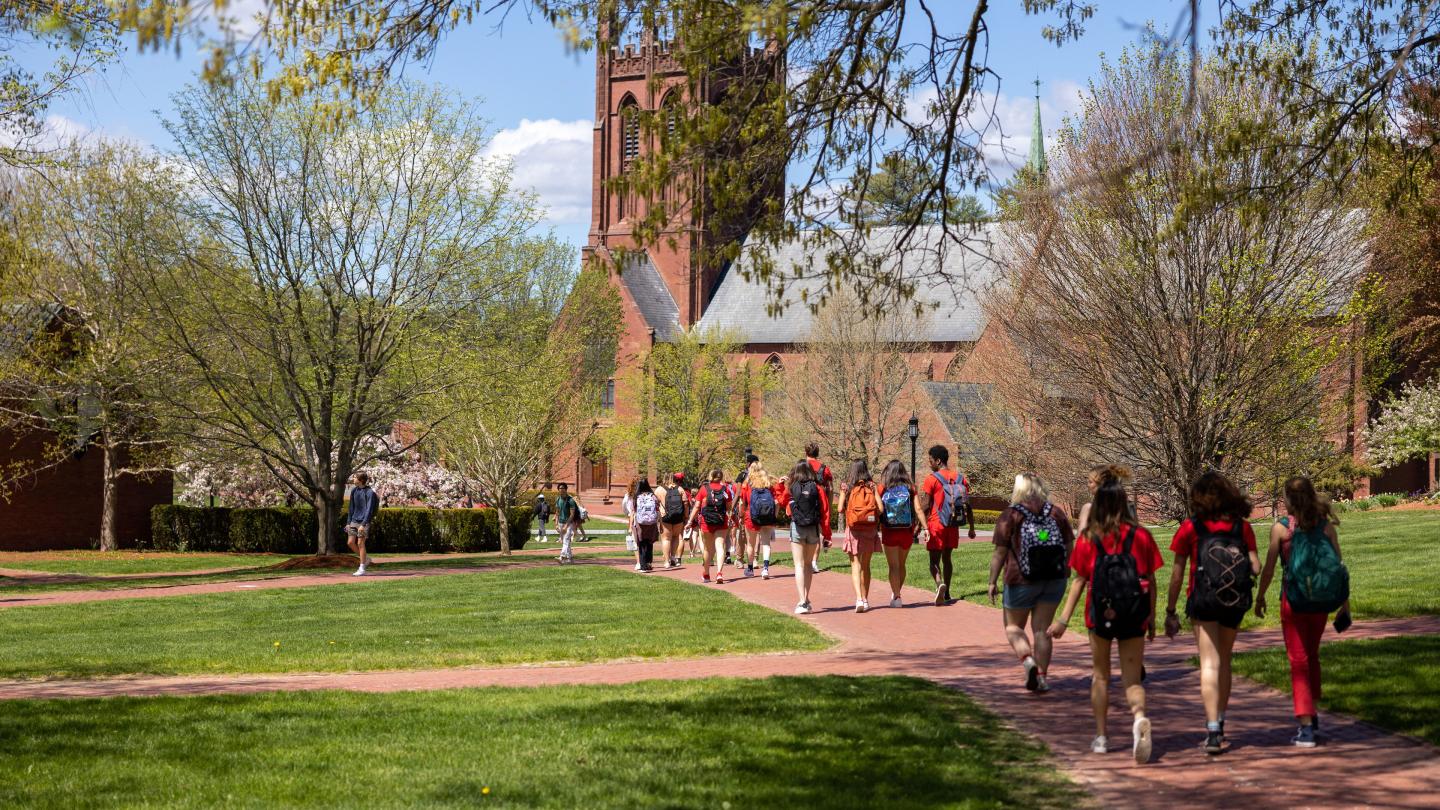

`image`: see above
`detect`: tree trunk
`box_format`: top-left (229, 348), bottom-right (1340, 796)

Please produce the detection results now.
top-left (100, 440), bottom-right (119, 552)
top-left (316, 497), bottom-right (341, 555)
top-left (496, 500), bottom-right (512, 556)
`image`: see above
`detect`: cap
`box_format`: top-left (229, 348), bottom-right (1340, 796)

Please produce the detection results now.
top-left (672, 472), bottom-right (685, 482)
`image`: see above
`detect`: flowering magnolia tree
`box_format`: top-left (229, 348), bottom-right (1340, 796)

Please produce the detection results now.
top-left (178, 435), bottom-right (477, 509)
top-left (1366, 380), bottom-right (1440, 471)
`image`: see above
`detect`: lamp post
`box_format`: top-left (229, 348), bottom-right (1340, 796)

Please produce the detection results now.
top-left (907, 412), bottom-right (920, 478)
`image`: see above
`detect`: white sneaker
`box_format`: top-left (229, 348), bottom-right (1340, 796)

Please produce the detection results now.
top-left (635, 563), bottom-right (644, 571)
top-left (889, 597), bottom-right (903, 608)
top-left (855, 600), bottom-right (866, 614)
top-left (1133, 716), bottom-right (1152, 765)
top-left (353, 565), bottom-right (365, 576)
top-left (811, 561), bottom-right (821, 573)
top-left (1035, 672), bottom-right (1050, 693)
top-left (1091, 735), bottom-right (1108, 754)
top-left (795, 603), bottom-right (811, 615)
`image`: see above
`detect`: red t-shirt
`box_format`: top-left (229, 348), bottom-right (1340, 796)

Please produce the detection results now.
top-left (1169, 518), bottom-right (1258, 596)
top-left (1070, 525), bottom-right (1164, 629)
top-left (696, 482), bottom-right (734, 530)
top-left (738, 482), bottom-right (785, 531)
top-left (921, 468), bottom-right (968, 541)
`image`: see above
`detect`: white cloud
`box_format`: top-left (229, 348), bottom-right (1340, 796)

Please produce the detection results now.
top-left (485, 118), bottom-right (593, 227)
top-left (971, 80), bottom-right (1085, 181)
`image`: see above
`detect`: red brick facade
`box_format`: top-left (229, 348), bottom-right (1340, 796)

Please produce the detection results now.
top-left (0, 428), bottom-right (172, 550)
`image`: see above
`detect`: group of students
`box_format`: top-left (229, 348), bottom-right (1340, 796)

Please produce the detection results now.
top-left (988, 465), bottom-right (1351, 764)
top-left (618, 443), bottom-right (979, 616)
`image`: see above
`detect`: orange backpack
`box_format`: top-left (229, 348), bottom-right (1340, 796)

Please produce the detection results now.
top-left (845, 482), bottom-right (880, 528)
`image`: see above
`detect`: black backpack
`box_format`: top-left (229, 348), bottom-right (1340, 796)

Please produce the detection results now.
top-left (791, 481), bottom-right (822, 528)
top-left (700, 484), bottom-right (729, 526)
top-left (662, 487), bottom-right (686, 524)
top-left (1090, 526), bottom-right (1151, 640)
top-left (1187, 518), bottom-right (1254, 619)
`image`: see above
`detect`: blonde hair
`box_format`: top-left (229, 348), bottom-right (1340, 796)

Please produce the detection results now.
top-left (1011, 472), bottom-right (1048, 505)
top-left (748, 461), bottom-right (772, 489)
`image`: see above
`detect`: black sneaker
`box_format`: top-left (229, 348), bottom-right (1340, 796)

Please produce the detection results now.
top-left (1140, 665), bottom-right (1148, 683)
top-left (1203, 730), bottom-right (1223, 755)
top-left (1292, 725), bottom-right (1317, 748)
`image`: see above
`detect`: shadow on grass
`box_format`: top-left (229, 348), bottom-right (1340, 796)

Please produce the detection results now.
top-left (0, 676), bottom-right (1085, 809)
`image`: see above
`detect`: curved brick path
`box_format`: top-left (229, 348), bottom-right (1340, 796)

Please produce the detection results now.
top-left (1, 559), bottom-right (1436, 808)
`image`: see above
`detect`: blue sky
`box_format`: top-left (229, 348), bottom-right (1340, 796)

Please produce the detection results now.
top-left (22, 1), bottom-right (1195, 249)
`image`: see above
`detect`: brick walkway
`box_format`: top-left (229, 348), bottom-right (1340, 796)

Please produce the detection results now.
top-left (0, 558), bottom-right (1435, 808)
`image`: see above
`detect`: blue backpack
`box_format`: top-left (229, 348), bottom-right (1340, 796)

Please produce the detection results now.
top-left (749, 488), bottom-right (778, 526)
top-left (881, 485), bottom-right (913, 527)
top-left (931, 472), bottom-right (966, 528)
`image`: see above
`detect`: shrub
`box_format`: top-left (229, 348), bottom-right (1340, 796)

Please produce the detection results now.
top-left (1374, 493), bottom-right (1402, 508)
top-left (972, 509), bottom-right (1002, 525)
top-left (149, 505), bottom-right (233, 552)
top-left (147, 505), bottom-right (533, 554)
top-left (1354, 497), bottom-right (1375, 511)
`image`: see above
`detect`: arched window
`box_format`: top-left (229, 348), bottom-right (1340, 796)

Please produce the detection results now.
top-left (944, 343), bottom-right (976, 381)
top-left (763, 353), bottom-right (783, 376)
top-left (601, 379), bottom-right (616, 412)
top-left (620, 97), bottom-right (640, 164)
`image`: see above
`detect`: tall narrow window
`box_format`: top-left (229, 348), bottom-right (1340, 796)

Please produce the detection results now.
top-left (601, 379), bottom-right (616, 412)
top-left (621, 102), bottom-right (640, 164)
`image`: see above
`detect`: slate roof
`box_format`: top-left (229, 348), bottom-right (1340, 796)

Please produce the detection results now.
top-left (692, 223), bottom-right (1006, 344)
top-left (923, 381), bottom-right (1005, 465)
top-left (618, 252), bottom-right (682, 342)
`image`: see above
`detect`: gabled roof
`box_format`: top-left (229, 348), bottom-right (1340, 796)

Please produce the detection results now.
top-left (923, 381), bottom-right (1005, 465)
top-left (618, 252), bottom-right (682, 342)
top-left (692, 223), bottom-right (1006, 344)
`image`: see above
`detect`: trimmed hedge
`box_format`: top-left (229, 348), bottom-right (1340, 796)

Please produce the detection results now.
top-left (150, 505), bottom-right (533, 554)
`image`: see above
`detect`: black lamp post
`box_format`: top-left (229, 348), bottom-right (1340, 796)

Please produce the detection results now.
top-left (907, 412), bottom-right (920, 477)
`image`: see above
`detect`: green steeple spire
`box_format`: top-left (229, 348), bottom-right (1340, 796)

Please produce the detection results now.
top-left (1027, 78), bottom-right (1047, 175)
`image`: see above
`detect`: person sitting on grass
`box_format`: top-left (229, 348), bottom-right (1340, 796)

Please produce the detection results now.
top-left (345, 472), bottom-right (379, 577)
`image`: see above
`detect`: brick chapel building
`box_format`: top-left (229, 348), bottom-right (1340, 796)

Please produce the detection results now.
top-left (563, 26), bottom-right (1411, 507)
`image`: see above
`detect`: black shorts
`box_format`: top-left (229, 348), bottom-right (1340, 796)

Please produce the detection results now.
top-left (1186, 597), bottom-right (1247, 630)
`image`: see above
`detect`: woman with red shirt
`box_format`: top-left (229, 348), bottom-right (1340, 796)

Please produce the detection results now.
top-left (877, 460), bottom-right (926, 608)
top-left (687, 469), bottom-right (735, 584)
top-left (738, 461), bottom-right (784, 580)
top-left (1163, 471), bottom-right (1262, 755)
top-left (1049, 470), bottom-right (1162, 765)
top-left (1254, 476), bottom-right (1351, 748)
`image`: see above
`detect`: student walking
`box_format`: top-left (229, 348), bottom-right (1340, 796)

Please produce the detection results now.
top-left (802, 443), bottom-right (834, 573)
top-left (688, 470), bottom-right (734, 583)
top-left (657, 472), bottom-right (690, 568)
top-left (533, 493), bottom-right (551, 543)
top-left (739, 460), bottom-right (782, 579)
top-left (840, 459), bottom-right (883, 612)
top-left (623, 479), bottom-right (641, 571)
top-left (1255, 476), bottom-right (1352, 748)
top-left (878, 460), bottom-right (925, 608)
top-left (1163, 471), bottom-right (1262, 755)
top-left (345, 472), bottom-right (379, 576)
top-left (632, 478), bottom-right (661, 572)
top-left (783, 459), bottom-right (831, 613)
top-left (919, 445), bottom-right (976, 605)
top-left (1049, 469), bottom-right (1161, 764)
top-left (554, 483), bottom-right (581, 564)
top-left (989, 472), bottom-right (1074, 692)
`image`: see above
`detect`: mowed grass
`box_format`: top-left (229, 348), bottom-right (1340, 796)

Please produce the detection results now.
top-left (0, 550), bottom-right (625, 595)
top-left (0, 551), bottom-right (295, 576)
top-left (1231, 635), bottom-right (1440, 745)
top-left (0, 566), bottom-right (829, 678)
top-left (793, 510), bottom-right (1440, 631)
top-left (0, 676), bottom-right (1083, 810)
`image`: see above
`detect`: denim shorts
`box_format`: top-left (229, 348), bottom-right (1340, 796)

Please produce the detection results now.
top-left (790, 523), bottom-right (822, 545)
top-left (1003, 578), bottom-right (1066, 610)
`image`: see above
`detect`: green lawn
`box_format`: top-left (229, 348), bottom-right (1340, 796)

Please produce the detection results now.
top-left (0, 550), bottom-right (625, 595)
top-left (0, 676), bottom-right (1083, 809)
top-left (0, 566), bottom-right (829, 678)
top-left (0, 551), bottom-right (294, 576)
top-left (798, 510), bottom-right (1440, 631)
top-left (1231, 635), bottom-right (1440, 745)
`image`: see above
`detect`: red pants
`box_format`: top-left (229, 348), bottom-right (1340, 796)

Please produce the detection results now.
top-left (1281, 596), bottom-right (1328, 718)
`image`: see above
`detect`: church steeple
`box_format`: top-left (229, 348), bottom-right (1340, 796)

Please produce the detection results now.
top-left (1027, 78), bottom-right (1047, 175)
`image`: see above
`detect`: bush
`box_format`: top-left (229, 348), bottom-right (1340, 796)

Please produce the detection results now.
top-left (972, 509), bottom-right (1002, 526)
top-left (147, 505), bottom-right (533, 554)
top-left (1354, 498), bottom-right (1375, 511)
top-left (1374, 493), bottom-right (1402, 508)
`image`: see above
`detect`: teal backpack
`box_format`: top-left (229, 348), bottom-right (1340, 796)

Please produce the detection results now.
top-left (1280, 517), bottom-right (1350, 614)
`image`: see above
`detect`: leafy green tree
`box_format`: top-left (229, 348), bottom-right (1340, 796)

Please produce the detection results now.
top-left (0, 142), bottom-right (178, 549)
top-left (846, 154), bottom-right (989, 227)
top-left (604, 327), bottom-right (755, 480)
top-left (430, 260), bottom-right (621, 554)
top-left (148, 77), bottom-right (543, 555)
